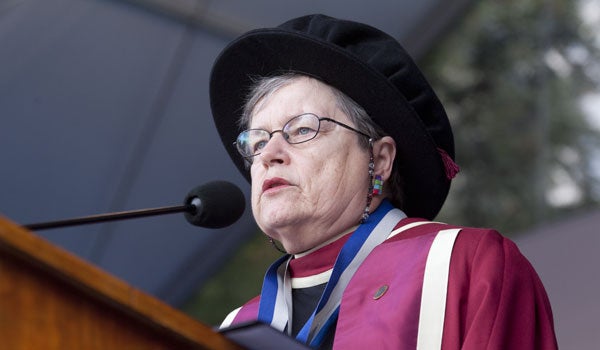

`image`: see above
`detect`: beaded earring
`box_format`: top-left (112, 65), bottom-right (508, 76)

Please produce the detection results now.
top-left (372, 175), bottom-right (383, 195)
top-left (269, 237), bottom-right (287, 253)
top-left (361, 139), bottom-right (375, 223)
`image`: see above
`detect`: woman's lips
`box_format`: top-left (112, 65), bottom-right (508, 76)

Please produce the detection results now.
top-left (262, 177), bottom-right (291, 193)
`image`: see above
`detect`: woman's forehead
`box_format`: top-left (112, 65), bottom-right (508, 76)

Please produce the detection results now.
top-left (250, 78), bottom-right (341, 127)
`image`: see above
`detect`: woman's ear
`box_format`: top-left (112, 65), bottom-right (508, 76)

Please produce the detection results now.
top-left (373, 136), bottom-right (396, 181)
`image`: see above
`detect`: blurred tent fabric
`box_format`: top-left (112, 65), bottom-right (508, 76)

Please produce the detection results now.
top-left (0, 1), bottom-right (598, 349)
top-left (515, 208), bottom-right (600, 349)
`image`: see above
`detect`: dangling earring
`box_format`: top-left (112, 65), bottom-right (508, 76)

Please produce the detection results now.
top-left (269, 237), bottom-right (287, 254)
top-left (372, 175), bottom-right (383, 195)
top-left (361, 138), bottom-right (375, 223)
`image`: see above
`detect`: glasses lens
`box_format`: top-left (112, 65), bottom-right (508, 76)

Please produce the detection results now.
top-left (236, 129), bottom-right (270, 157)
top-left (284, 114), bottom-right (320, 144)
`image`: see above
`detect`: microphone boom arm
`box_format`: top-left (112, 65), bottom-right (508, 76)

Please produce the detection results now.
top-left (24, 204), bottom-right (196, 231)
top-left (22, 181), bottom-right (244, 231)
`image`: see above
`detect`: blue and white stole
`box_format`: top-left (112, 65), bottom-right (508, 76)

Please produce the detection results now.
top-left (257, 200), bottom-right (406, 347)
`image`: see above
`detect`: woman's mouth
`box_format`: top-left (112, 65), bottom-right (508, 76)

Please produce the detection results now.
top-left (262, 177), bottom-right (291, 193)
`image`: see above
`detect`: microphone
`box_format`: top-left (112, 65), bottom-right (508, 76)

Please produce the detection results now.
top-left (184, 181), bottom-right (246, 228)
top-left (24, 181), bottom-right (245, 231)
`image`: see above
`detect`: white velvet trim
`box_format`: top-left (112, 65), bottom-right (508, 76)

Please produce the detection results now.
top-left (219, 306), bottom-right (242, 329)
top-left (416, 228), bottom-right (461, 350)
top-left (387, 221), bottom-right (443, 239)
top-left (291, 269), bottom-right (333, 288)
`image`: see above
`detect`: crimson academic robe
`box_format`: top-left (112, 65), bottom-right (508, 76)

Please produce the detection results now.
top-left (222, 218), bottom-right (558, 349)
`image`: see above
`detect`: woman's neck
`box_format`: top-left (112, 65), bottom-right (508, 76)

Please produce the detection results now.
top-left (294, 225), bottom-right (358, 258)
top-left (288, 228), bottom-right (355, 280)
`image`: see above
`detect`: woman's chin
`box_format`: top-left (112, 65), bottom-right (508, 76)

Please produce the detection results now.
top-left (258, 207), bottom-right (300, 230)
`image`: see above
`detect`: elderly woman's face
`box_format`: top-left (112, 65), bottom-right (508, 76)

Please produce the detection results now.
top-left (249, 77), bottom-right (370, 253)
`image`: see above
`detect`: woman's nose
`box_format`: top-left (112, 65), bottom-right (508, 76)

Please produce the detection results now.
top-left (257, 132), bottom-right (290, 166)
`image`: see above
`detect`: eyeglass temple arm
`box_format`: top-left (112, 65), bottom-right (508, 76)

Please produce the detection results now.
top-left (320, 117), bottom-right (371, 139)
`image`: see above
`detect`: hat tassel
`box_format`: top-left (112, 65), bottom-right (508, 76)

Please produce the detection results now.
top-left (437, 148), bottom-right (460, 180)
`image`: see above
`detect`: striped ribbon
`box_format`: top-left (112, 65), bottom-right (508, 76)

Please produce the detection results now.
top-left (257, 200), bottom-right (405, 347)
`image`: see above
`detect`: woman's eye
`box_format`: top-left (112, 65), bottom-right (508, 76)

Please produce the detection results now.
top-left (297, 127), bottom-right (311, 135)
top-left (291, 126), bottom-right (316, 137)
top-left (254, 140), bottom-right (267, 152)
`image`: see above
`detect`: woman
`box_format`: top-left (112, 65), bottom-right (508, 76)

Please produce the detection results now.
top-left (210, 14), bottom-right (557, 349)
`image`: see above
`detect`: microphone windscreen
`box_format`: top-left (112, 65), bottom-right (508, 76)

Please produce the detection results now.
top-left (184, 181), bottom-right (246, 228)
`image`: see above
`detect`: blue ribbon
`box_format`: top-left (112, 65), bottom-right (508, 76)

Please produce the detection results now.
top-left (257, 200), bottom-right (400, 347)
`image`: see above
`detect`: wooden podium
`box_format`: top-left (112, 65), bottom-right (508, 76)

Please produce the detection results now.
top-left (0, 216), bottom-right (243, 350)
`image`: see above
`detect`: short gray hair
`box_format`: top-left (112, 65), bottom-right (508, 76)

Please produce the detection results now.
top-left (240, 73), bottom-right (404, 210)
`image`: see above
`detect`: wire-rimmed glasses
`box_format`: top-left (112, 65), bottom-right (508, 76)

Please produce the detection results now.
top-left (234, 113), bottom-right (371, 159)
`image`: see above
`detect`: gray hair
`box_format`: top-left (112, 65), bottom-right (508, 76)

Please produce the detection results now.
top-left (240, 73), bottom-right (404, 210)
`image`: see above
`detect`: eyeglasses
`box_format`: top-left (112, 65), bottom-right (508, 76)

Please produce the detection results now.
top-left (234, 113), bottom-right (371, 159)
